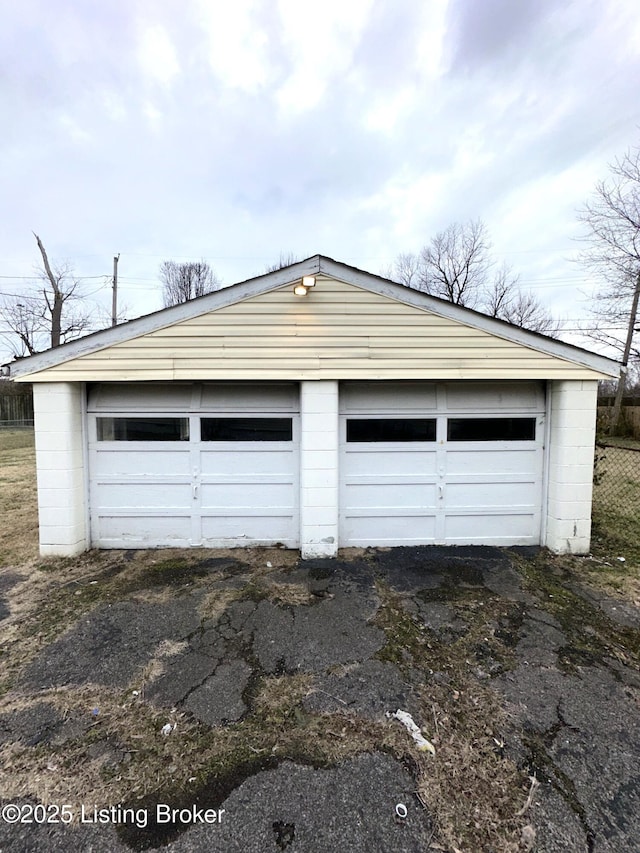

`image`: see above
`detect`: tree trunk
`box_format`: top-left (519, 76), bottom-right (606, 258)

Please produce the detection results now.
top-left (33, 232), bottom-right (63, 348)
top-left (610, 270), bottom-right (640, 434)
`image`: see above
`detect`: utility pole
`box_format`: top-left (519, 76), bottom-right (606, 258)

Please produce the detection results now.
top-left (112, 254), bottom-right (120, 327)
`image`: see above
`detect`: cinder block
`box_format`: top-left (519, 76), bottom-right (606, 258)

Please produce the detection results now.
top-left (546, 498), bottom-right (592, 520)
top-left (35, 468), bottom-right (82, 491)
top-left (302, 505), bottom-right (339, 526)
top-left (34, 430), bottom-right (83, 453)
top-left (40, 537), bottom-right (87, 557)
top-left (301, 538), bottom-right (338, 559)
top-left (545, 483), bottom-right (593, 503)
top-left (301, 468), bottom-right (337, 489)
top-left (302, 486), bottom-right (339, 508)
top-left (301, 412), bottom-right (338, 434)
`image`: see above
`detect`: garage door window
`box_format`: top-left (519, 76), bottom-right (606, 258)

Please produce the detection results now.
top-left (346, 419), bottom-right (436, 442)
top-left (447, 418), bottom-right (536, 442)
top-left (96, 417), bottom-right (189, 441)
top-left (201, 417), bottom-right (293, 442)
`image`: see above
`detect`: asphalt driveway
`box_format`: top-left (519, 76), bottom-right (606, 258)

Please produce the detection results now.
top-left (1, 546), bottom-right (639, 852)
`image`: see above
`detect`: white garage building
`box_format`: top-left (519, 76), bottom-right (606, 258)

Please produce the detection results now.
top-left (7, 256), bottom-right (618, 559)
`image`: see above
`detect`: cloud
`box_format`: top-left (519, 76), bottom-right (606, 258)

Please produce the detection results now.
top-left (137, 23), bottom-right (180, 85)
top-left (191, 0), bottom-right (273, 94)
top-left (1, 0), bottom-right (640, 364)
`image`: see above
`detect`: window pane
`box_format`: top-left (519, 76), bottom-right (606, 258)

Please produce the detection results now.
top-left (346, 419), bottom-right (436, 442)
top-left (201, 418), bottom-right (293, 441)
top-left (97, 417), bottom-right (189, 441)
top-left (447, 418), bottom-right (536, 442)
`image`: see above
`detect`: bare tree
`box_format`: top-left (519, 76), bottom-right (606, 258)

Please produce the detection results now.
top-left (420, 219), bottom-right (490, 306)
top-left (0, 233), bottom-right (92, 357)
top-left (577, 143), bottom-right (640, 433)
top-left (160, 260), bottom-right (222, 307)
top-left (385, 252), bottom-right (424, 289)
top-left (264, 252), bottom-right (301, 273)
top-left (482, 262), bottom-right (519, 318)
top-left (497, 290), bottom-right (561, 336)
top-left (389, 220), bottom-right (560, 334)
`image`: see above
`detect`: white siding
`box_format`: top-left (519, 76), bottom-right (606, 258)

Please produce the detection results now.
top-left (24, 279), bottom-right (604, 383)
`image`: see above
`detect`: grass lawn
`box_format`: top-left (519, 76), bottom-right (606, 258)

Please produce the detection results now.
top-left (589, 441), bottom-right (640, 603)
top-left (0, 430), bottom-right (38, 566)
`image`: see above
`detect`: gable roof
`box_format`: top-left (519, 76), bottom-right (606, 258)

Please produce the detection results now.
top-left (6, 255), bottom-right (619, 381)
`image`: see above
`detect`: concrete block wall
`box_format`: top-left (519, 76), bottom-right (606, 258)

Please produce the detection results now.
top-left (544, 379), bottom-right (598, 554)
top-left (33, 382), bottom-right (88, 556)
top-left (300, 380), bottom-right (339, 558)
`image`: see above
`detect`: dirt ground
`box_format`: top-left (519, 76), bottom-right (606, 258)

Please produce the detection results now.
top-left (1, 431), bottom-right (639, 852)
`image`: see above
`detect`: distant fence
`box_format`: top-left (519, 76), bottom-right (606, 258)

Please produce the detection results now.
top-left (597, 406), bottom-right (640, 440)
top-left (593, 441), bottom-right (640, 512)
top-left (0, 390), bottom-right (34, 428)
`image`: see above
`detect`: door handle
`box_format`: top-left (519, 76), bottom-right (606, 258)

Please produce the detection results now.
top-left (192, 483), bottom-right (199, 501)
top-left (438, 484), bottom-right (444, 500)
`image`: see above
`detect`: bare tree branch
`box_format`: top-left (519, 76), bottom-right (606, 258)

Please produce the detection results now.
top-left (389, 220), bottom-right (560, 334)
top-left (386, 252), bottom-right (424, 289)
top-left (264, 252), bottom-right (301, 273)
top-left (160, 260), bottom-right (222, 307)
top-left (420, 219), bottom-right (490, 306)
top-left (577, 141), bottom-right (640, 432)
top-left (0, 235), bottom-right (93, 357)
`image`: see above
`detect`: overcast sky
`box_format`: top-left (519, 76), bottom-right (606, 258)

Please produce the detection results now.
top-left (1, 0), bottom-right (639, 363)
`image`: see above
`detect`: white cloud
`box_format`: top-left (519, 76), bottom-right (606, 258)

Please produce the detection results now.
top-left (143, 102), bottom-right (163, 130)
top-left (275, 0), bottom-right (373, 114)
top-left (137, 23), bottom-right (180, 85)
top-left (102, 91), bottom-right (127, 122)
top-left (193, 0), bottom-right (270, 93)
top-left (57, 114), bottom-right (92, 144)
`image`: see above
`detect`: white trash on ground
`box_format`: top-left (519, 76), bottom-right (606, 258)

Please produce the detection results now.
top-left (389, 710), bottom-right (436, 754)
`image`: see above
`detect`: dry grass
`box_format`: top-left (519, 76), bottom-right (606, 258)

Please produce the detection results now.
top-left (374, 581), bottom-right (531, 852)
top-left (0, 679), bottom-right (410, 822)
top-left (0, 429), bottom-right (38, 567)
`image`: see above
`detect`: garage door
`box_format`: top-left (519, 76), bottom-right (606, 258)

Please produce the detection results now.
top-left (87, 383), bottom-right (299, 548)
top-left (340, 381), bottom-right (545, 547)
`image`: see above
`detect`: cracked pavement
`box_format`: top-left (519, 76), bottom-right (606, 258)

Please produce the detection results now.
top-left (1, 546), bottom-right (639, 851)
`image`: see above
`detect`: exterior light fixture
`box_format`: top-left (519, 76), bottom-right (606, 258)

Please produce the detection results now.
top-left (293, 275), bottom-right (316, 296)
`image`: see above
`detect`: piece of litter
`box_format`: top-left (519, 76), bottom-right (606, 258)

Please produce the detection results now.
top-left (395, 803), bottom-right (408, 819)
top-left (266, 561), bottom-right (273, 568)
top-left (91, 708), bottom-right (99, 717)
top-left (389, 710), bottom-right (436, 754)
top-left (161, 723), bottom-right (175, 736)
top-left (188, 777), bottom-right (197, 782)
top-left (89, 581), bottom-right (98, 585)
top-left (132, 690), bottom-right (139, 697)
top-left (617, 557), bottom-right (626, 562)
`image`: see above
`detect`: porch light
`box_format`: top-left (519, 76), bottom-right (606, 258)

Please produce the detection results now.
top-left (293, 275), bottom-right (316, 296)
